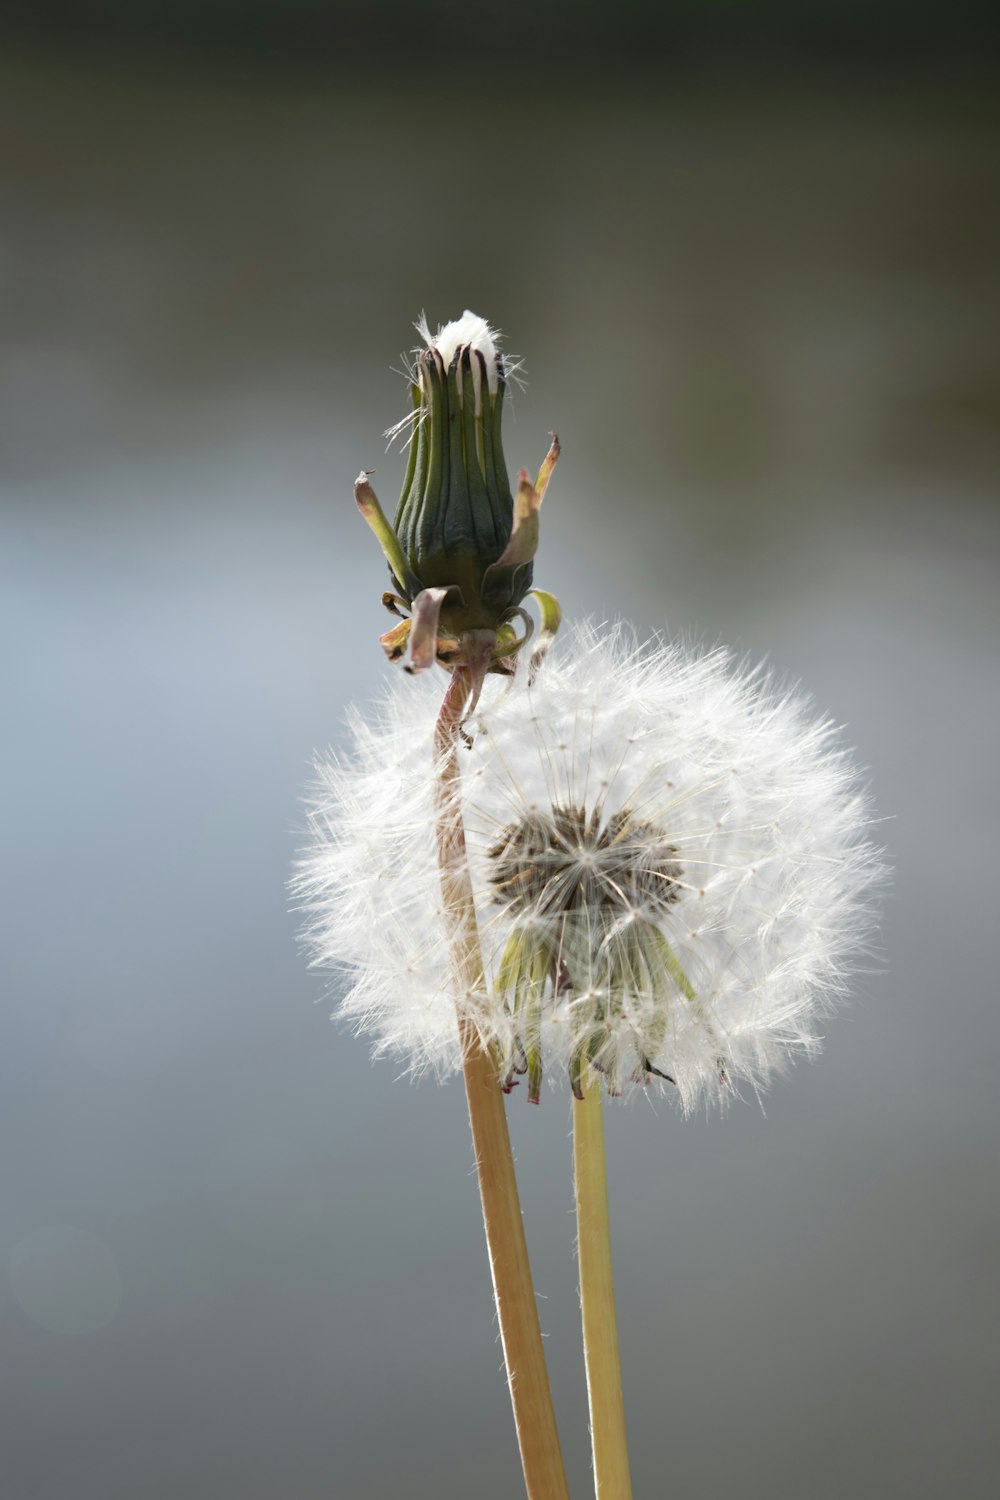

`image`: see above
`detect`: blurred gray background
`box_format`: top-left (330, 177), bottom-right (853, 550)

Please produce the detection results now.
top-left (2, 6), bottom-right (999, 1497)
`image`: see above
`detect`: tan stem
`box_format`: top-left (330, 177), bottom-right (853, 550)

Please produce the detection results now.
top-left (574, 1068), bottom-right (632, 1500)
top-left (434, 645), bottom-right (570, 1500)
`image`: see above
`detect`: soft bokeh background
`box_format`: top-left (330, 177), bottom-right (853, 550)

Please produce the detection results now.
top-left (3, 8), bottom-right (999, 1497)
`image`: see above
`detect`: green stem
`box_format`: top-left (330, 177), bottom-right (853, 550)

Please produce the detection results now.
top-left (435, 644), bottom-right (570, 1500)
top-left (574, 1067), bottom-right (632, 1500)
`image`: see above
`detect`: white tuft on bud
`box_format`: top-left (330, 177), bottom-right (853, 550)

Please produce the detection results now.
top-left (416, 309), bottom-right (501, 394)
top-left (295, 624), bottom-right (884, 1113)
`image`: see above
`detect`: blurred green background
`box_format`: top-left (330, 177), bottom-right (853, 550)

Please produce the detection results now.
top-left (2, 6), bottom-right (999, 1498)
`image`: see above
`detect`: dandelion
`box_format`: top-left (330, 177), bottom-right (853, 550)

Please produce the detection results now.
top-left (296, 311), bottom-right (883, 1500)
top-left (301, 621), bottom-right (881, 1113)
top-left (299, 621), bottom-right (882, 1498)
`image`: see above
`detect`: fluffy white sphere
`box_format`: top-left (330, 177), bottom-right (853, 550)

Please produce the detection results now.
top-left (296, 623), bottom-right (883, 1112)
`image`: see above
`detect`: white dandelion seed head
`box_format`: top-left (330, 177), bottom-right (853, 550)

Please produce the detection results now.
top-left (294, 623), bottom-right (884, 1113)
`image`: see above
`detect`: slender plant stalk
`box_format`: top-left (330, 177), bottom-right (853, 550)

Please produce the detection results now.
top-left (574, 1066), bottom-right (632, 1500)
top-left (434, 646), bottom-right (570, 1500)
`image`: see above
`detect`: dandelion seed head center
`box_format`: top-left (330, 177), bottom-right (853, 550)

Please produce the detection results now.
top-left (488, 804), bottom-right (683, 918)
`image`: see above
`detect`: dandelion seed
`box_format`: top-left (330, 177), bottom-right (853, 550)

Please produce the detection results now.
top-left (297, 621), bottom-right (883, 1115)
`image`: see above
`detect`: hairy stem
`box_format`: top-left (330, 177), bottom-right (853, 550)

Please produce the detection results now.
top-left (434, 642), bottom-right (570, 1500)
top-left (574, 1067), bottom-right (632, 1500)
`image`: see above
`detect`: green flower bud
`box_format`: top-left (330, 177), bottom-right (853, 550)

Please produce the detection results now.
top-left (394, 315), bottom-right (524, 634)
top-left (353, 311), bottom-right (562, 682)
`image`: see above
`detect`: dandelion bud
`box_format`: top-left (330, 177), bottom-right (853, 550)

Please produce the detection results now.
top-left (354, 312), bottom-right (561, 678)
top-left (394, 313), bottom-right (523, 617)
